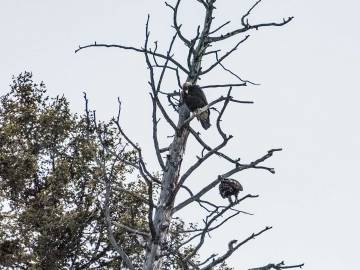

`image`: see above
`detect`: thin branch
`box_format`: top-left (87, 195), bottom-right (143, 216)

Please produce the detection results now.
top-left (147, 28), bottom-right (178, 170)
top-left (195, 0), bottom-right (208, 8)
top-left (152, 41), bottom-right (159, 66)
top-left (209, 17), bottom-right (293, 42)
top-left (187, 25), bottom-right (201, 72)
top-left (113, 99), bottom-right (158, 183)
top-left (75, 43), bottom-right (189, 74)
top-left (156, 33), bottom-right (178, 92)
top-left (150, 93), bottom-right (166, 170)
top-left (114, 222), bottom-right (150, 238)
top-left (175, 67), bottom-right (182, 89)
top-left (165, 94), bottom-right (181, 112)
top-left (207, 0), bottom-right (293, 42)
top-left (175, 134), bottom-right (232, 194)
top-left (180, 194), bottom-right (258, 256)
top-left (188, 0), bottom-right (217, 81)
top-left (202, 83), bottom-right (246, 89)
top-left (215, 51), bottom-right (260, 85)
top-left (200, 226), bottom-right (273, 270)
top-left (203, 49), bottom-right (221, 56)
top-left (198, 254), bottom-right (217, 267)
top-left (144, 15), bottom-right (178, 132)
top-left (216, 88), bottom-right (232, 140)
top-left (241, 0), bottom-right (263, 27)
top-left (112, 185), bottom-right (155, 207)
top-left (104, 166), bottom-right (135, 270)
top-left (209, 20), bottom-right (231, 35)
top-left (165, 0), bottom-right (192, 47)
top-left (188, 126), bottom-right (241, 166)
top-left (144, 21), bottom-right (166, 172)
top-left (201, 35), bottom-right (250, 75)
top-left (112, 97), bottom-right (157, 239)
top-left (249, 262), bottom-right (305, 270)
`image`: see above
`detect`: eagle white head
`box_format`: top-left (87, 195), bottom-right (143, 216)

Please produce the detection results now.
top-left (182, 81), bottom-right (193, 94)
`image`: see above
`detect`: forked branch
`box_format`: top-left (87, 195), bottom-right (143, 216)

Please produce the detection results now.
top-left (208, 0), bottom-right (293, 42)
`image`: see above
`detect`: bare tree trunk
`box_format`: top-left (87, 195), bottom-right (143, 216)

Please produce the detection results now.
top-left (143, 106), bottom-right (190, 270)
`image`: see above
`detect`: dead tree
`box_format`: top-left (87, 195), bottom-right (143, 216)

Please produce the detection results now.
top-left (76, 0), bottom-right (303, 269)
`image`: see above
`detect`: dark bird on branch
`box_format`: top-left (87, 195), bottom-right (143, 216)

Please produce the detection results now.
top-left (219, 178), bottom-right (243, 203)
top-left (182, 82), bottom-right (211, 130)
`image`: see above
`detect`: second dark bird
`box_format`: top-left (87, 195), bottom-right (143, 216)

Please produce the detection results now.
top-left (182, 82), bottom-right (211, 130)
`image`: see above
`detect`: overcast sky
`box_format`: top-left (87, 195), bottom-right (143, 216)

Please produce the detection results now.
top-left (1, 0), bottom-right (360, 269)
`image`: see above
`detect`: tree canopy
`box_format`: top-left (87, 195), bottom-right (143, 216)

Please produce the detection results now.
top-left (0, 72), bottom-right (148, 269)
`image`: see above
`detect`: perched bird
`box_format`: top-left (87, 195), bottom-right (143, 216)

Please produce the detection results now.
top-left (219, 178), bottom-right (243, 203)
top-left (182, 82), bottom-right (211, 130)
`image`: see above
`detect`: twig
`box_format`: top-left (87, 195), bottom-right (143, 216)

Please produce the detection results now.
top-left (165, 0), bottom-right (192, 47)
top-left (200, 226), bottom-right (273, 270)
top-left (104, 162), bottom-right (135, 270)
top-left (209, 20), bottom-right (231, 35)
top-left (113, 222), bottom-right (150, 238)
top-left (249, 262), bottom-right (305, 270)
top-left (201, 35), bottom-right (250, 75)
top-left (202, 83), bottom-right (247, 89)
top-left (209, 18), bottom-right (293, 42)
top-left (215, 51), bottom-right (260, 86)
top-left (76, 42), bottom-right (189, 74)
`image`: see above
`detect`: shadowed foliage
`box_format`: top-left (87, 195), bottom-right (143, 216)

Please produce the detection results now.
top-left (0, 72), bottom-right (147, 269)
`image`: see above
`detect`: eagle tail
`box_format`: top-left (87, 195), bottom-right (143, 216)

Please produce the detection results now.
top-left (200, 118), bottom-right (211, 130)
top-left (198, 111), bottom-right (211, 130)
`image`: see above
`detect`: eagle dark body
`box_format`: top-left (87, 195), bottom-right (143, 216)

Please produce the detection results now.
top-left (182, 84), bottom-right (208, 111)
top-left (182, 83), bottom-right (211, 129)
top-left (219, 178), bottom-right (243, 201)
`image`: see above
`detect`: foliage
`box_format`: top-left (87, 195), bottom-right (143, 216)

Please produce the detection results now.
top-left (0, 72), bottom-right (146, 269)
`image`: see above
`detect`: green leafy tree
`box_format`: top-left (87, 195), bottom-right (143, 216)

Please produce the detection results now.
top-left (0, 72), bottom-right (147, 269)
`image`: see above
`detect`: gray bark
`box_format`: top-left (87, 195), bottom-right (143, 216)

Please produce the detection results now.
top-left (143, 106), bottom-right (190, 270)
top-left (143, 2), bottom-right (216, 269)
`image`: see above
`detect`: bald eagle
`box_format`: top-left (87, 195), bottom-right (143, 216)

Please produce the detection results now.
top-left (219, 178), bottom-right (243, 203)
top-left (182, 82), bottom-right (211, 130)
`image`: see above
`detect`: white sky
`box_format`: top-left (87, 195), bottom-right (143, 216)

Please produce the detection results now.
top-left (1, 0), bottom-right (360, 269)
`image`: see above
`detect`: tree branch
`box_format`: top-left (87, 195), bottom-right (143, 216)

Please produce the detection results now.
top-left (180, 194), bottom-right (258, 258)
top-left (200, 35), bottom-right (250, 75)
top-left (173, 148), bottom-right (282, 213)
top-left (200, 226), bottom-right (273, 270)
top-left (165, 0), bottom-right (192, 47)
top-left (208, 0), bottom-right (294, 42)
top-left (75, 42), bottom-right (189, 74)
top-left (144, 15), bottom-right (178, 132)
top-left (202, 83), bottom-right (247, 89)
top-left (215, 51), bottom-right (260, 86)
top-left (249, 262), bottom-right (305, 270)
top-left (104, 159), bottom-right (135, 270)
